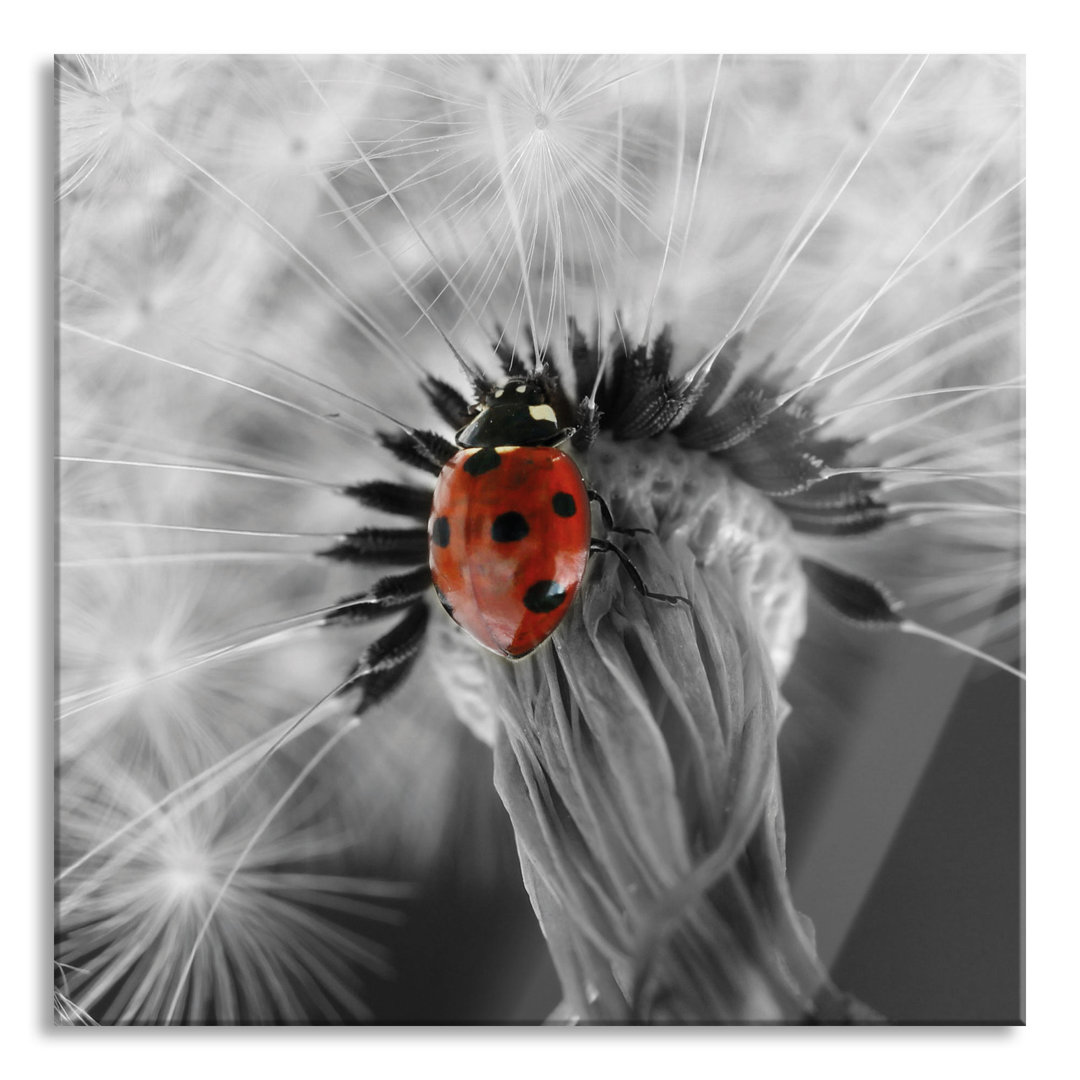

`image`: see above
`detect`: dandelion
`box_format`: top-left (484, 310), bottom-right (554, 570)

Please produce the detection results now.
top-left (56, 746), bottom-right (408, 1023)
top-left (56, 54), bottom-right (1023, 1023)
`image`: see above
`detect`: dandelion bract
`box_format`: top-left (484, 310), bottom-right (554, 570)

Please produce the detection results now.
top-left (57, 54), bottom-right (1023, 1024)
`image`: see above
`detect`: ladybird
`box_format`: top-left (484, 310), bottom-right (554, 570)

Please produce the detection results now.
top-left (320, 343), bottom-right (692, 709)
top-left (428, 374), bottom-right (687, 658)
top-left (429, 443), bottom-right (591, 658)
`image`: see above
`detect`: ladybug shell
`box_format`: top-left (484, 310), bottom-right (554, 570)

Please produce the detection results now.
top-left (428, 446), bottom-right (591, 658)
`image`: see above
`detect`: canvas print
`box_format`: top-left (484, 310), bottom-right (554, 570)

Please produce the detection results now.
top-left (55, 54), bottom-right (1024, 1025)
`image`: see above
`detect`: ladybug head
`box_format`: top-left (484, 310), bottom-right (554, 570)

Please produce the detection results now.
top-left (455, 373), bottom-right (574, 448)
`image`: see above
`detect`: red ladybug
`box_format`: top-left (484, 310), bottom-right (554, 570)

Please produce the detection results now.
top-left (428, 375), bottom-right (684, 658)
top-left (429, 444), bottom-right (590, 657)
top-left (320, 358), bottom-right (692, 711)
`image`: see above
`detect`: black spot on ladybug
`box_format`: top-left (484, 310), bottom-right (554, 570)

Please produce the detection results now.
top-left (431, 516), bottom-right (451, 548)
top-left (463, 447), bottom-right (501, 476)
top-left (523, 579), bottom-right (567, 613)
top-left (491, 511), bottom-right (529, 543)
top-left (552, 491), bottom-right (577, 517)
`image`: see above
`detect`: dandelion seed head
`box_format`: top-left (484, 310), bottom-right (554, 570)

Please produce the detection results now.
top-left (57, 750), bottom-right (402, 1023)
top-left (155, 843), bottom-right (214, 905)
top-left (57, 55), bottom-right (201, 200)
top-left (58, 54), bottom-right (1023, 1022)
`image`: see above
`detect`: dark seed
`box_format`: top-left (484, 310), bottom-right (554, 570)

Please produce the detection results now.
top-left (463, 447), bottom-right (502, 476)
top-left (552, 491), bottom-right (577, 517)
top-left (431, 515), bottom-right (451, 548)
top-left (523, 579), bottom-right (567, 613)
top-left (491, 511), bottom-right (529, 543)
top-left (802, 559), bottom-right (902, 628)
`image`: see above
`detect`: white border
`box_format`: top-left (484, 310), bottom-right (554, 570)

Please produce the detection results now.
top-left (11, 5), bottom-right (1075, 1075)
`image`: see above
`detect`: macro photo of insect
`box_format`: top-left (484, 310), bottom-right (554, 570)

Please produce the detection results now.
top-left (56, 54), bottom-right (1024, 1025)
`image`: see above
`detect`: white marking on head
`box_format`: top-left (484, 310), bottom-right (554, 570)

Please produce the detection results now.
top-left (528, 404), bottom-right (557, 424)
top-left (515, 384), bottom-right (528, 394)
top-left (494, 388), bottom-right (504, 398)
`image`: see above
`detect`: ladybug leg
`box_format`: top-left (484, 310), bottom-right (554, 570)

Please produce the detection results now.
top-left (589, 538), bottom-right (693, 609)
top-left (587, 489), bottom-right (651, 537)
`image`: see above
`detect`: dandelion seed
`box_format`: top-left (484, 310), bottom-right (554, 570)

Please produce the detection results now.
top-left (56, 750), bottom-right (407, 1023)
